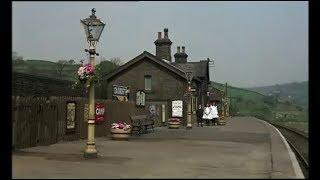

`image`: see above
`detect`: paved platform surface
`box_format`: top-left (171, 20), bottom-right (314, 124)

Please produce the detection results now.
top-left (12, 117), bottom-right (302, 178)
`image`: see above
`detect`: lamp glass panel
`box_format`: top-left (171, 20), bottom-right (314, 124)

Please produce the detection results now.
top-left (81, 20), bottom-right (92, 40)
top-left (89, 25), bottom-right (104, 41)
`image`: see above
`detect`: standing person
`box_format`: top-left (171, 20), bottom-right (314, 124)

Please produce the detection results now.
top-left (209, 102), bottom-right (214, 126)
top-left (211, 102), bottom-right (219, 125)
top-left (196, 105), bottom-right (204, 127)
top-left (202, 103), bottom-right (211, 126)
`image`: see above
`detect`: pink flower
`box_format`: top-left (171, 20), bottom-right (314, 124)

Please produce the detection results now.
top-left (84, 63), bottom-right (95, 75)
top-left (77, 66), bottom-right (85, 76)
top-left (111, 122), bottom-right (131, 130)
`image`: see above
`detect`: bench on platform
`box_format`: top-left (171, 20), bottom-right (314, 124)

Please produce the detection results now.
top-left (129, 115), bottom-right (154, 135)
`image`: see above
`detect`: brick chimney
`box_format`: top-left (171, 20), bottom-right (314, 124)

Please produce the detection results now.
top-left (154, 28), bottom-right (172, 62)
top-left (174, 46), bottom-right (188, 63)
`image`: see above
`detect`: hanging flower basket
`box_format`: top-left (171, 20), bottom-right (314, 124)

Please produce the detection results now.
top-left (110, 122), bottom-right (132, 140)
top-left (168, 118), bottom-right (181, 129)
top-left (72, 63), bottom-right (100, 90)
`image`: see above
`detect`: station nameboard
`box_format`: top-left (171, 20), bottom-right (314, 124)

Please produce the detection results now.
top-left (113, 85), bottom-right (128, 96)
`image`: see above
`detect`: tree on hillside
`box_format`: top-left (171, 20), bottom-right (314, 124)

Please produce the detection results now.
top-left (68, 59), bottom-right (75, 64)
top-left (56, 60), bottom-right (68, 79)
top-left (263, 95), bottom-right (277, 107)
top-left (12, 51), bottom-right (24, 65)
top-left (109, 57), bottom-right (124, 66)
top-left (96, 57), bottom-right (123, 76)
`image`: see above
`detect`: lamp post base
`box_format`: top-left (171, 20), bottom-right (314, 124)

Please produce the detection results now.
top-left (186, 125), bottom-right (192, 130)
top-left (84, 144), bottom-right (98, 159)
top-left (84, 150), bottom-right (98, 159)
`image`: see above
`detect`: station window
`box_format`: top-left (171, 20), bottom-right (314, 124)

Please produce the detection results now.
top-left (144, 75), bottom-right (152, 90)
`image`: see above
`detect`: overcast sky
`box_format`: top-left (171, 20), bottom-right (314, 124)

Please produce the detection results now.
top-left (12, 1), bottom-right (308, 88)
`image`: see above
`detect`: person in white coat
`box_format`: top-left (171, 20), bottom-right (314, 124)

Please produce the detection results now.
top-left (202, 103), bottom-right (211, 126)
top-left (210, 102), bottom-right (219, 125)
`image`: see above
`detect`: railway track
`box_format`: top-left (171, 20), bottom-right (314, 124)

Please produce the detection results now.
top-left (270, 122), bottom-right (309, 178)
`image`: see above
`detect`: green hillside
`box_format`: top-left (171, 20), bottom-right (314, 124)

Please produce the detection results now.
top-left (210, 82), bottom-right (273, 119)
top-left (12, 59), bottom-right (118, 81)
top-left (210, 82), bottom-right (308, 133)
top-left (247, 81), bottom-right (308, 109)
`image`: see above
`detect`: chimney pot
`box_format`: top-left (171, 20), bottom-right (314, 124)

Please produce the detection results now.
top-left (177, 46), bottom-right (180, 53)
top-left (164, 28), bottom-right (168, 38)
top-left (158, 32), bottom-right (162, 39)
top-left (182, 46), bottom-right (185, 53)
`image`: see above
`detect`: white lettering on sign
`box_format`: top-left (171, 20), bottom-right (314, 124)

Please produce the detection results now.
top-left (113, 85), bottom-right (128, 96)
top-left (172, 100), bottom-right (183, 117)
top-left (96, 108), bottom-right (105, 115)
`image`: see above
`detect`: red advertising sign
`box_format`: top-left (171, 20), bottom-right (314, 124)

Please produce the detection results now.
top-left (95, 103), bottom-right (105, 123)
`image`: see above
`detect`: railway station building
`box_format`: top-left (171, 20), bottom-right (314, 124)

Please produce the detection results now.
top-left (101, 28), bottom-right (212, 126)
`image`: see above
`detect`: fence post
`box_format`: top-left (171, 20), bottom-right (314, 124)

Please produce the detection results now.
top-left (12, 96), bottom-right (19, 150)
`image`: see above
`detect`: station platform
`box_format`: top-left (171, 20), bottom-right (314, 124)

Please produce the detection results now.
top-left (12, 116), bottom-right (303, 178)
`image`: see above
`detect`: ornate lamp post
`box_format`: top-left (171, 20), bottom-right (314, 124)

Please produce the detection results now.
top-left (185, 70), bottom-right (193, 129)
top-left (81, 8), bottom-right (105, 158)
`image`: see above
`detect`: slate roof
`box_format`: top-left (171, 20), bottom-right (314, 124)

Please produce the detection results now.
top-left (103, 51), bottom-right (201, 83)
top-left (171, 61), bottom-right (209, 80)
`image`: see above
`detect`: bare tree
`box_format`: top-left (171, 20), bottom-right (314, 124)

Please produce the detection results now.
top-left (56, 60), bottom-right (68, 79)
top-left (68, 59), bottom-right (75, 64)
top-left (12, 51), bottom-right (24, 65)
top-left (79, 59), bottom-right (85, 65)
top-left (12, 51), bottom-right (18, 60)
top-left (109, 57), bottom-right (124, 66)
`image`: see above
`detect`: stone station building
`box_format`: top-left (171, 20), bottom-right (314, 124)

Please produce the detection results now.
top-left (101, 28), bottom-right (212, 126)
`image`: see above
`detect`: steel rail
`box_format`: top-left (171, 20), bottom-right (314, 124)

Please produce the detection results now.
top-left (269, 122), bottom-right (309, 177)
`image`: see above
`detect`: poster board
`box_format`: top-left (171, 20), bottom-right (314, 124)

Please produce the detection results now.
top-left (136, 90), bottom-right (145, 107)
top-left (95, 103), bottom-right (105, 123)
top-left (172, 100), bottom-right (183, 117)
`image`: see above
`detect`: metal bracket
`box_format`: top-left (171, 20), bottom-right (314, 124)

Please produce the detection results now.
top-left (85, 48), bottom-right (99, 56)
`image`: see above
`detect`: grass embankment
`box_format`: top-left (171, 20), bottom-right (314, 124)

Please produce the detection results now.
top-left (210, 82), bottom-right (308, 133)
top-left (13, 59), bottom-right (118, 81)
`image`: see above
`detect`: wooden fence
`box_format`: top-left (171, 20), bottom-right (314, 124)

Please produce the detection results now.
top-left (12, 96), bottom-right (148, 149)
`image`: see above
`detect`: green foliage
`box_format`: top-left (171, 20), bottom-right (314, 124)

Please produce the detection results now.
top-left (237, 96), bottom-right (243, 103)
top-left (263, 95), bottom-right (277, 107)
top-left (296, 106), bottom-right (303, 111)
top-left (95, 60), bottom-right (119, 77)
